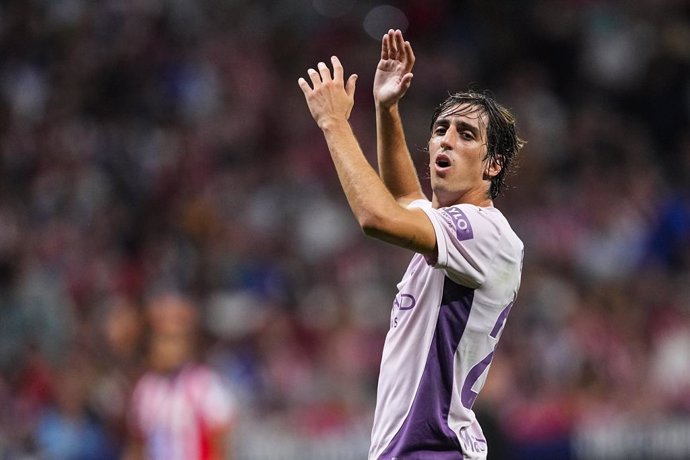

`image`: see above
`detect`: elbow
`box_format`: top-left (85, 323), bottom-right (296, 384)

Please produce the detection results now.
top-left (361, 224), bottom-right (381, 239)
top-left (357, 211), bottom-right (387, 237)
top-left (356, 201), bottom-right (408, 242)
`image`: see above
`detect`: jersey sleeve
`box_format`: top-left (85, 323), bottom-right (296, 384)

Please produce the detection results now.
top-left (409, 200), bottom-right (500, 287)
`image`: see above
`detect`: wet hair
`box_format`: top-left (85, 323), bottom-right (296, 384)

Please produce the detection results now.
top-left (429, 91), bottom-right (525, 199)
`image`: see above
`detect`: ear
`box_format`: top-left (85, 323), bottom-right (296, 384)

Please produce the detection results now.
top-left (484, 156), bottom-right (502, 179)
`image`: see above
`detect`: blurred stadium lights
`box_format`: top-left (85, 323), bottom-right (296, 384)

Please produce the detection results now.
top-left (310, 1), bottom-right (409, 40)
top-left (363, 5), bottom-right (409, 39)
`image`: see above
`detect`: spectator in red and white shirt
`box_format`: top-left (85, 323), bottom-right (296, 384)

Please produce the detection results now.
top-left (126, 290), bottom-right (236, 460)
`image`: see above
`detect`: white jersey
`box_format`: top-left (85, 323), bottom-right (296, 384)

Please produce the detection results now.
top-left (369, 200), bottom-right (523, 460)
top-left (130, 363), bottom-right (236, 460)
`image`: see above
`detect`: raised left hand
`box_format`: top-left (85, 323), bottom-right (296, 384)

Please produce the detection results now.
top-left (374, 29), bottom-right (415, 108)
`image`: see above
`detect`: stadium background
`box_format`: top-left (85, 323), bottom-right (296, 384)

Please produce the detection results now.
top-left (0, 0), bottom-right (688, 459)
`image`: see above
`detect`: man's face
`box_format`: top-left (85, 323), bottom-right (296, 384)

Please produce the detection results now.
top-left (427, 103), bottom-right (494, 207)
top-left (147, 293), bottom-right (198, 337)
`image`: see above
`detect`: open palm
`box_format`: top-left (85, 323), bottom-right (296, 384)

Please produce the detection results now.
top-left (374, 29), bottom-right (415, 107)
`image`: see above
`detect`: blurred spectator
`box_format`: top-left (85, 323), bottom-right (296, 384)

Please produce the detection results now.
top-left (35, 353), bottom-right (118, 460)
top-left (126, 290), bottom-right (236, 460)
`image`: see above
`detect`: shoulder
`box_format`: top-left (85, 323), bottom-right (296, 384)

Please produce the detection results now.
top-left (479, 206), bottom-right (523, 248)
top-left (435, 204), bottom-right (505, 244)
top-left (132, 371), bottom-right (161, 394)
top-left (407, 200), bottom-right (486, 235)
top-left (179, 363), bottom-right (226, 387)
top-left (183, 363), bottom-right (235, 397)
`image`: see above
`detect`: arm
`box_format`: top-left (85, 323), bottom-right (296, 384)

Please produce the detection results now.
top-left (298, 57), bottom-right (436, 256)
top-left (374, 29), bottom-right (425, 205)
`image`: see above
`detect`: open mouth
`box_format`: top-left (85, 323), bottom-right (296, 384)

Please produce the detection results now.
top-left (435, 154), bottom-right (451, 169)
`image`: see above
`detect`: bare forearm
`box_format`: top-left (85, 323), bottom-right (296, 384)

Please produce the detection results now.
top-left (322, 120), bottom-right (435, 252)
top-left (376, 103), bottom-right (424, 201)
top-left (322, 119), bottom-right (404, 231)
top-left (299, 53), bottom-right (436, 255)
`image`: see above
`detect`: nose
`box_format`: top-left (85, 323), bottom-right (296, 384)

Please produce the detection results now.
top-left (440, 126), bottom-right (456, 150)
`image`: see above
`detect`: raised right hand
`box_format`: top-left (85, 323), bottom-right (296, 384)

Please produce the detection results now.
top-left (298, 56), bottom-right (358, 130)
top-left (373, 29), bottom-right (415, 108)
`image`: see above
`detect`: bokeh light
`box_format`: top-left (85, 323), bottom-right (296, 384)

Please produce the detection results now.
top-left (363, 5), bottom-right (409, 40)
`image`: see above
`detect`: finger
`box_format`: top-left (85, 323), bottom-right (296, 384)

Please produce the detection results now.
top-left (345, 73), bottom-right (358, 98)
top-left (404, 40), bottom-right (415, 70)
top-left (297, 77), bottom-right (312, 95)
top-left (394, 30), bottom-right (405, 59)
top-left (381, 33), bottom-right (390, 60)
top-left (317, 61), bottom-right (331, 82)
top-left (388, 29), bottom-right (398, 57)
top-left (331, 56), bottom-right (343, 82)
top-left (307, 68), bottom-right (320, 87)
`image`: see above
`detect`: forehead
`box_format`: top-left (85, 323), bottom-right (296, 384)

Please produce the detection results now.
top-left (436, 103), bottom-right (487, 127)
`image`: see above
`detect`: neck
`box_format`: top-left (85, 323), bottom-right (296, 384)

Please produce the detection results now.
top-left (432, 190), bottom-right (494, 209)
top-left (149, 335), bottom-right (195, 372)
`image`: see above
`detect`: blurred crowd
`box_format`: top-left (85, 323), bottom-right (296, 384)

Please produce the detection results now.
top-left (0, 0), bottom-right (688, 459)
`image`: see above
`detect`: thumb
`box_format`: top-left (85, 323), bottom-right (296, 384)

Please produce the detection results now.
top-left (401, 72), bottom-right (413, 89)
top-left (346, 74), bottom-right (358, 98)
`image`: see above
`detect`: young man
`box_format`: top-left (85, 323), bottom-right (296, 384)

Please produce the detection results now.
top-left (298, 29), bottom-right (524, 460)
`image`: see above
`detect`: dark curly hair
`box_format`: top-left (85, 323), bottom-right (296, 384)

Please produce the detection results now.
top-left (429, 91), bottom-right (525, 200)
